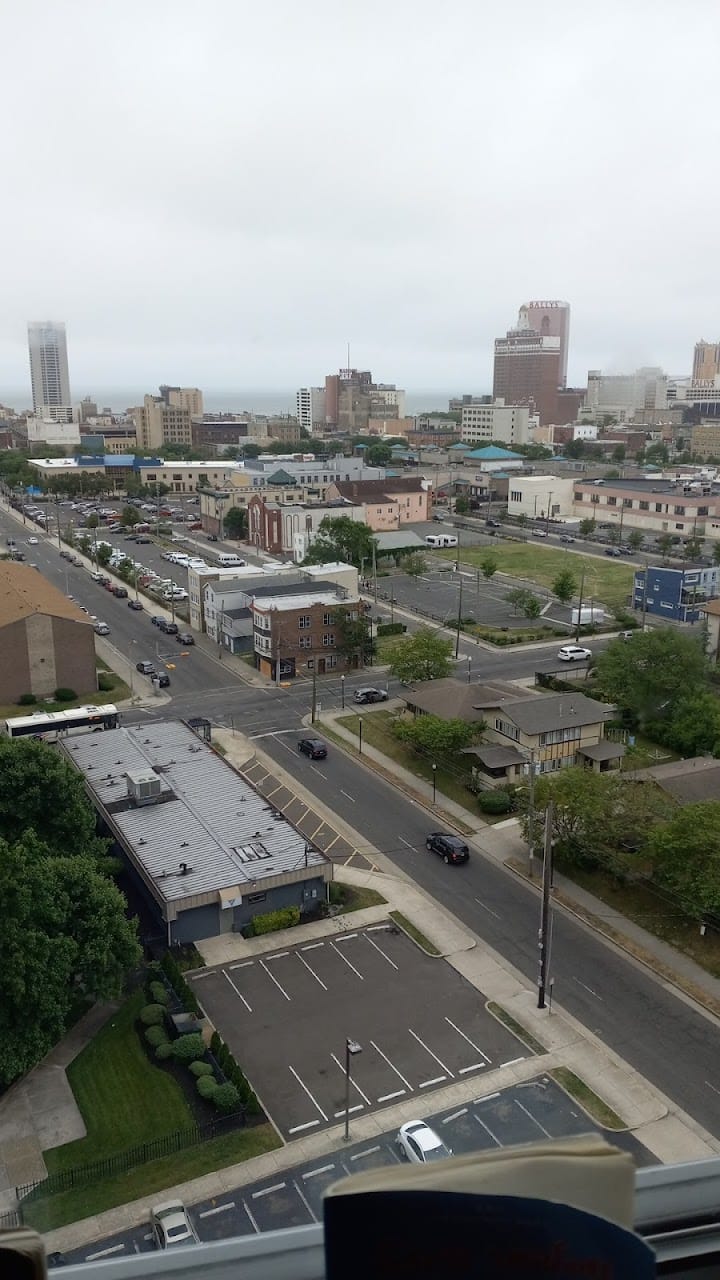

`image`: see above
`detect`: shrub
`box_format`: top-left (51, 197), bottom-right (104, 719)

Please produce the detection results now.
top-left (245, 1089), bottom-right (263, 1115)
top-left (139, 1004), bottom-right (165, 1026)
top-left (171, 1033), bottom-right (206, 1063)
top-left (477, 790), bottom-right (513, 815)
top-left (155, 1042), bottom-right (174, 1061)
top-left (97, 672), bottom-right (116, 692)
top-left (144, 1025), bottom-right (169, 1048)
top-left (210, 1030), bottom-right (221, 1057)
top-left (17, 693), bottom-right (37, 706)
top-left (54, 687), bottom-right (77, 702)
top-left (160, 949), bottom-right (201, 1015)
top-left (197, 1075), bottom-right (219, 1099)
top-left (149, 982), bottom-right (170, 1006)
top-left (377, 622), bottom-right (405, 637)
top-left (248, 906), bottom-right (301, 936)
top-left (213, 1081), bottom-right (241, 1114)
top-left (189, 1060), bottom-right (214, 1078)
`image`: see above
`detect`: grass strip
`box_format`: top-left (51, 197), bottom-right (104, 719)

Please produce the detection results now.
top-left (390, 910), bottom-right (441, 955)
top-left (330, 882), bottom-right (387, 911)
top-left (486, 1002), bottom-right (546, 1055)
top-left (550, 1067), bottom-right (626, 1131)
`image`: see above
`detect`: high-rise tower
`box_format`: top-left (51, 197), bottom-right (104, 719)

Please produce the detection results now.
top-left (28, 321), bottom-right (72, 422)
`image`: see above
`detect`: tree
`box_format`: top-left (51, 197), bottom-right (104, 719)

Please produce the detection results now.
top-left (455, 496), bottom-right (470, 515)
top-left (0, 738), bottom-right (107, 856)
top-left (96, 543), bottom-right (112, 566)
top-left (197, 474), bottom-right (210, 489)
top-left (0, 833), bottom-right (140, 1085)
top-left (506, 587), bottom-right (542, 618)
top-left (224, 507), bottom-right (246, 539)
top-left (387, 627), bottom-right (453, 683)
top-left (335, 609), bottom-right (376, 666)
top-left (85, 513), bottom-right (100, 530)
top-left (480, 553), bottom-right (498, 580)
top-left (594, 630), bottom-right (708, 728)
top-left (122, 505), bottom-right (140, 527)
top-left (647, 802), bottom-right (720, 920)
top-left (394, 715), bottom-right (482, 757)
top-left (611, 445), bottom-right (626, 462)
top-left (684, 536), bottom-right (703, 560)
top-left (607, 525), bottom-right (622, 544)
top-left (552, 568), bottom-right (577, 604)
top-left (304, 516), bottom-right (377, 570)
top-left (656, 531), bottom-right (674, 560)
top-left (365, 443), bottom-right (392, 467)
top-left (627, 529), bottom-right (644, 552)
top-left (579, 517), bottom-right (596, 538)
top-left (649, 691), bottom-right (720, 757)
top-left (403, 553), bottom-right (427, 578)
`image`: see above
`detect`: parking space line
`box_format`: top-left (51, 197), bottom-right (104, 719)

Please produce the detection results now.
top-left (329, 939), bottom-right (364, 979)
top-left (409, 1028), bottom-right (453, 1076)
top-left (311, 821), bottom-right (325, 838)
top-left (371, 1040), bottom-right (412, 1091)
top-left (293, 1179), bottom-right (317, 1221)
top-left (331, 1053), bottom-right (371, 1105)
top-left (335, 932), bottom-right (358, 942)
top-left (364, 933), bottom-right (399, 969)
top-left (86, 1246), bottom-right (125, 1260)
top-left (500, 1056), bottom-right (525, 1068)
top-left (192, 970), bottom-right (216, 980)
top-left (444, 1017), bottom-right (492, 1063)
top-left (253, 1182), bottom-right (286, 1199)
top-left (335, 1104), bottom-right (364, 1118)
top-left (230, 960), bottom-right (254, 969)
top-left (419, 1076), bottom-right (447, 1089)
top-left (378, 1089), bottom-right (406, 1102)
top-left (297, 952), bottom-right (328, 990)
top-left (199, 1202), bottom-right (235, 1218)
top-left (302, 1164), bottom-right (336, 1180)
top-left (288, 1120), bottom-right (320, 1135)
top-left (474, 1116), bottom-right (502, 1145)
top-left (474, 1091), bottom-right (500, 1104)
top-left (223, 969), bottom-right (252, 1013)
top-left (267, 951), bottom-right (289, 960)
top-left (302, 942), bottom-right (325, 951)
top-left (459, 1063), bottom-right (486, 1074)
top-left (442, 1108), bottom-right (468, 1124)
top-left (351, 1146), bottom-right (380, 1161)
top-left (515, 1099), bottom-right (552, 1137)
top-left (243, 1200), bottom-right (260, 1232)
top-left (324, 835), bottom-right (340, 851)
top-left (260, 958), bottom-right (291, 1001)
top-left (289, 1065), bottom-right (329, 1121)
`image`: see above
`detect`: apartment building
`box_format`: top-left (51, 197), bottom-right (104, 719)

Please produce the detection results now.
top-left (460, 399), bottom-right (530, 446)
top-left (131, 395), bottom-right (192, 450)
top-left (493, 305), bottom-right (565, 426)
top-left (296, 386), bottom-right (327, 433)
top-left (252, 585), bottom-right (364, 680)
top-left (690, 423), bottom-right (720, 461)
top-left (325, 477), bottom-right (431, 528)
top-left (203, 563), bottom-right (359, 650)
top-left (28, 321), bottom-right (73, 423)
top-left (159, 385), bottom-right (204, 417)
top-left (585, 368), bottom-right (668, 422)
top-left (633, 564), bottom-right (720, 624)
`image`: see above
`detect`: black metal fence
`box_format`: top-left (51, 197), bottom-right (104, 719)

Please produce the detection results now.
top-left (0, 1207), bottom-right (22, 1229)
top-left (16, 1111), bottom-right (243, 1204)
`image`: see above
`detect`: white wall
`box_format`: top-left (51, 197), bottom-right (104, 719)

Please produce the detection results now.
top-left (507, 475), bottom-right (575, 518)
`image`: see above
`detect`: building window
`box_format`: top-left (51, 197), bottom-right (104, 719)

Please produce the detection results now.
top-left (675, 523), bottom-right (685, 531)
top-left (322, 634), bottom-right (335, 646)
top-left (639, 501), bottom-right (649, 510)
top-left (606, 496), bottom-right (617, 506)
top-left (510, 490), bottom-right (522, 502)
top-left (298, 615), bottom-right (311, 628)
top-left (307, 659), bottom-right (314, 669)
top-left (323, 612), bottom-right (336, 625)
top-left (590, 494), bottom-right (600, 504)
top-left (655, 503), bottom-right (663, 512)
top-left (623, 498), bottom-right (633, 508)
top-left (326, 654), bottom-right (338, 668)
top-left (494, 717), bottom-right (520, 743)
top-left (539, 726), bottom-right (582, 746)
top-left (674, 506), bottom-right (686, 516)
top-left (299, 635), bottom-right (312, 649)
top-left (247, 892), bottom-right (267, 905)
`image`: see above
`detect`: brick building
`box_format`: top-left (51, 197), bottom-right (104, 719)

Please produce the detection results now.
top-left (252, 586), bottom-right (365, 679)
top-left (325, 477), bottom-right (431, 528)
top-left (0, 562), bottom-right (97, 702)
top-left (247, 495), bottom-right (365, 560)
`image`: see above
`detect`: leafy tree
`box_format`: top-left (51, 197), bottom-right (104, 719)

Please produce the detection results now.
top-left (552, 568), bottom-right (577, 604)
top-left (403, 553), bottom-right (427, 578)
top-left (394, 714), bottom-right (482, 756)
top-left (656, 532), bottom-right (674, 560)
top-left (480, 552), bottom-right (498, 580)
top-left (335, 609), bottom-right (376, 666)
top-left (365, 443), bottom-right (392, 467)
top-left (649, 691), bottom-right (720, 757)
top-left (611, 445), bottom-right (626, 462)
top-left (0, 738), bottom-right (107, 855)
top-left (122, 505), bottom-right (140, 527)
top-left (387, 626), bottom-right (453, 683)
top-left (607, 525), bottom-right (622, 544)
top-left (647, 802), bottom-right (720, 920)
top-left (579, 517), bottom-right (596, 538)
top-left (455, 496), bottom-right (470, 515)
top-left (224, 507), bottom-right (246, 539)
top-left (627, 529), bottom-right (644, 551)
top-left (0, 834), bottom-right (141, 1084)
top-left (304, 516), bottom-right (377, 570)
top-left (684, 536), bottom-right (703, 559)
top-left (594, 630), bottom-right (708, 729)
top-left (197, 474), bottom-right (210, 488)
top-left (523, 593), bottom-right (542, 618)
top-left (564, 439), bottom-right (587, 459)
top-left (85, 513), bottom-right (99, 530)
top-left (96, 543), bottom-right (112, 566)
top-left (506, 587), bottom-right (542, 618)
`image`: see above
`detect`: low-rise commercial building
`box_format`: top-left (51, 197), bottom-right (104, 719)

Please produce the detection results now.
top-left (0, 562), bottom-right (96, 702)
top-left (252, 585), bottom-right (363, 679)
top-left (573, 477), bottom-right (720, 538)
top-left (507, 475), bottom-right (575, 520)
top-left (460, 400), bottom-right (530, 447)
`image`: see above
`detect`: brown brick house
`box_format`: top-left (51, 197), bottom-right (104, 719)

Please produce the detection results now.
top-left (0, 562), bottom-right (97, 703)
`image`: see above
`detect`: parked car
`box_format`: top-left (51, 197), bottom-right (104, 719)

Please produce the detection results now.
top-left (485, 518), bottom-right (501, 528)
top-left (532, 528), bottom-right (548, 538)
top-left (27, 536), bottom-right (39, 545)
top-left (618, 630), bottom-right (634, 641)
top-left (559, 534), bottom-right (576, 543)
top-left (112, 586), bottom-right (129, 598)
top-left (557, 644), bottom-right (592, 662)
top-left (150, 1201), bottom-right (198, 1250)
top-left (159, 620), bottom-right (179, 634)
top-left (136, 535), bottom-right (151, 543)
top-left (425, 832), bottom-right (470, 865)
top-left (353, 687), bottom-right (388, 705)
top-left (176, 631), bottom-right (194, 645)
top-left (127, 599), bottom-right (144, 611)
top-left (396, 1120), bottom-right (452, 1164)
top-left (150, 615), bottom-right (165, 626)
top-left (155, 671), bottom-right (171, 688)
top-left (59, 549), bottom-right (73, 560)
top-left (136, 660), bottom-right (156, 675)
top-left (297, 737), bottom-right (327, 760)
top-left (206, 533), bottom-right (218, 541)
top-left (94, 622), bottom-right (110, 635)
top-left (604, 546), bottom-right (622, 557)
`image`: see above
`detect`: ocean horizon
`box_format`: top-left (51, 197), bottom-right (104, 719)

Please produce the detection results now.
top-left (0, 388), bottom-right (484, 418)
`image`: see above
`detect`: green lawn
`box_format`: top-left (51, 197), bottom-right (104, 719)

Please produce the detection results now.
top-left (439, 544), bottom-right (634, 613)
top-left (329, 882), bottom-right (387, 911)
top-left (0, 662), bottom-right (130, 720)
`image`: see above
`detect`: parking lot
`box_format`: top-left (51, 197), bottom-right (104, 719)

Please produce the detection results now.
top-left (190, 926), bottom-right (525, 1140)
top-left (59, 1075), bottom-right (655, 1265)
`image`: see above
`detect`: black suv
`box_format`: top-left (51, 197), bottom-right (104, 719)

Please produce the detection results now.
top-left (159, 620), bottom-right (179, 634)
top-left (297, 738), bottom-right (327, 760)
top-left (425, 832), bottom-right (470, 865)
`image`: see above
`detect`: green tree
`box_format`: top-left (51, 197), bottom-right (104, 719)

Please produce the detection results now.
top-left (455, 496), bottom-right (470, 515)
top-left (647, 802), bottom-right (720, 920)
top-left (122, 505), bottom-right (140, 527)
top-left (224, 507), bottom-right (246, 539)
top-left (594, 630), bottom-right (708, 728)
top-left (0, 833), bottom-right (140, 1084)
top-left (403, 553), bottom-right (427, 578)
top-left (607, 525), bottom-right (622, 544)
top-left (611, 445), bottom-right (626, 462)
top-left (197, 474), bottom-right (210, 489)
top-left (96, 543), bottom-right (112, 567)
top-left (394, 714), bottom-right (482, 756)
top-left (684, 536), bottom-right (703, 559)
top-left (506, 587), bottom-right (542, 618)
top-left (85, 513), bottom-right (100, 531)
top-left (304, 516), bottom-right (377, 570)
top-left (552, 568), bottom-right (577, 604)
top-left (564, 439), bottom-right (587, 459)
top-left (0, 738), bottom-right (107, 855)
top-left (578, 517), bottom-right (596, 538)
top-left (656, 531), bottom-right (674, 560)
top-left (335, 609), bottom-right (376, 666)
top-left (365, 443), bottom-right (392, 467)
top-left (388, 627), bottom-right (453, 683)
top-left (649, 691), bottom-right (720, 757)
top-left (480, 552), bottom-right (498, 580)
top-left (627, 529), bottom-right (644, 552)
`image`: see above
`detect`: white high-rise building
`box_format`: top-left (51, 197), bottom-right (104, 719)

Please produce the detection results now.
top-left (296, 386), bottom-right (326, 433)
top-left (28, 321), bottom-right (73, 423)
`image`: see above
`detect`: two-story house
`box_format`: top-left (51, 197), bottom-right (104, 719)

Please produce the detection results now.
top-left (252, 587), bottom-right (365, 679)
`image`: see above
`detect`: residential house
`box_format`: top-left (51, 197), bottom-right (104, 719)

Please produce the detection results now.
top-left (633, 565), bottom-right (719, 624)
top-left (325, 477), bottom-right (431, 529)
top-left (252, 586), bottom-right (364, 679)
top-left (700, 598), bottom-right (720, 661)
top-left (627, 757), bottom-right (720, 805)
top-left (246, 494), bottom-right (365, 560)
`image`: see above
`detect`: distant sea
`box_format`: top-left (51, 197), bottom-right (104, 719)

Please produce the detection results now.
top-left (1, 388), bottom-right (478, 417)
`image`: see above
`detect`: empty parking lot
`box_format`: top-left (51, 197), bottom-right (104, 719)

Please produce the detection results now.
top-left (191, 925), bottom-right (525, 1140)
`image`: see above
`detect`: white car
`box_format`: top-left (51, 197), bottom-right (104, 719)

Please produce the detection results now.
top-left (27, 536), bottom-right (39, 545)
top-left (94, 622), bottom-right (110, 635)
top-left (557, 644), bottom-right (592, 662)
top-left (396, 1120), bottom-right (452, 1164)
top-left (150, 1201), bottom-right (198, 1250)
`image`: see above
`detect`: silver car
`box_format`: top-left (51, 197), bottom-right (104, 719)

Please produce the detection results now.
top-left (150, 1201), bottom-right (199, 1249)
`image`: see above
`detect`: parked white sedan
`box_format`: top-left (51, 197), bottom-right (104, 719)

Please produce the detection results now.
top-left (150, 1200), bottom-right (198, 1250)
top-left (396, 1120), bottom-right (452, 1164)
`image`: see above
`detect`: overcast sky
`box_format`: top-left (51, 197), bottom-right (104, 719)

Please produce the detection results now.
top-left (1, 0), bottom-right (717, 406)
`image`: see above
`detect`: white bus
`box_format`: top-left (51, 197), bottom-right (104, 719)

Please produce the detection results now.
top-left (3, 704), bottom-right (120, 739)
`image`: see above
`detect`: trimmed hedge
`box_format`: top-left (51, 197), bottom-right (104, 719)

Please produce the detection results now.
top-left (139, 1004), bottom-right (165, 1026)
top-left (189, 1060), bottom-right (214, 1078)
top-left (197, 1075), bottom-right (219, 1099)
top-left (149, 981), bottom-right (170, 1007)
top-left (54, 687), bottom-right (77, 702)
top-left (161, 950), bottom-right (201, 1016)
top-left (172, 1033), bottom-right (205, 1063)
top-left (144, 1025), bottom-right (169, 1048)
top-left (211, 1030), bottom-right (263, 1116)
top-left (213, 1082), bottom-right (241, 1114)
top-left (97, 672), bottom-right (116, 692)
top-left (155, 1042), bottom-right (174, 1061)
top-left (477, 790), bottom-right (513, 815)
top-left (17, 693), bottom-right (37, 706)
top-left (248, 905), bottom-right (300, 937)
top-left (377, 622), bottom-right (405, 637)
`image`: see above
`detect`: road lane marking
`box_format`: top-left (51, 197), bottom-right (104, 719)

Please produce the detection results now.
top-left (259, 958), bottom-right (291, 1001)
top-left (444, 1017), bottom-right (492, 1063)
top-left (311, 766), bottom-right (328, 780)
top-left (297, 951), bottom-right (328, 990)
top-left (199, 1202), bottom-right (235, 1218)
top-left (371, 1040), bottom-right (412, 1091)
top-left (192, 969), bottom-right (216, 979)
top-left (705, 1080), bottom-right (720, 1096)
top-left (500, 1057), bottom-right (525, 1069)
top-left (364, 933), bottom-right (399, 969)
top-left (288, 1119), bottom-right (320, 1134)
top-left (474, 896), bottom-right (501, 920)
top-left (340, 789), bottom-right (355, 802)
top-left (302, 1164), bottom-right (336, 1179)
top-left (329, 939), bottom-right (364, 978)
top-left (474, 1115), bottom-right (502, 1145)
top-left (223, 969), bottom-right (252, 1013)
top-left (409, 1028), bottom-right (453, 1076)
top-left (377, 1090), bottom-right (406, 1102)
top-left (442, 1108), bottom-right (468, 1124)
top-left (398, 836), bottom-right (415, 850)
top-left (289, 1065), bottom-right (328, 1121)
top-left (331, 1052), bottom-right (371, 1104)
top-left (252, 1182), bottom-right (286, 1199)
top-left (87, 1246), bottom-right (125, 1260)
top-left (350, 1145), bottom-right (380, 1160)
top-left (419, 1075), bottom-right (447, 1088)
top-left (515, 1098), bottom-right (552, 1136)
top-left (573, 977), bottom-right (603, 1000)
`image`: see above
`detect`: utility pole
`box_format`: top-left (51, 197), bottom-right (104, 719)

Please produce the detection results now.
top-left (545, 491), bottom-right (553, 537)
top-left (537, 800), bottom-right (554, 1009)
top-left (455, 573), bottom-right (463, 659)
top-left (372, 540), bottom-right (378, 605)
top-left (574, 568), bottom-right (585, 643)
top-left (311, 669), bottom-right (317, 723)
top-left (640, 561), bottom-right (648, 632)
top-left (526, 749), bottom-right (537, 875)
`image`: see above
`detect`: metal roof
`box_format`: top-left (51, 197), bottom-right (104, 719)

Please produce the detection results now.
top-left (61, 721), bottom-right (327, 907)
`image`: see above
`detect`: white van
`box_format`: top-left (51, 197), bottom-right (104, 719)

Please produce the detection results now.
top-left (217, 553), bottom-right (246, 567)
top-left (425, 533), bottom-right (458, 549)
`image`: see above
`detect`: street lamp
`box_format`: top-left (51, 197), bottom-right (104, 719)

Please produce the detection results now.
top-left (341, 674), bottom-right (346, 709)
top-left (344, 1038), bottom-right (362, 1142)
top-left (467, 654), bottom-right (472, 684)
top-left (129, 639), bottom-right (137, 705)
top-left (432, 763), bottom-right (437, 805)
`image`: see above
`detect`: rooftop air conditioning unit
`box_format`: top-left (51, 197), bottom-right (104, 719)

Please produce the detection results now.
top-left (126, 769), bottom-right (163, 807)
